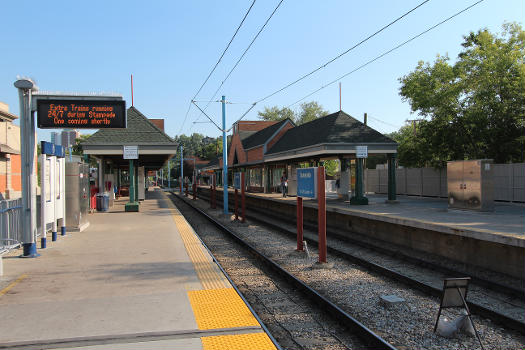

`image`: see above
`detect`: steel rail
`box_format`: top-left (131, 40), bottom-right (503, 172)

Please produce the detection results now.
top-left (195, 188), bottom-right (525, 335)
top-left (242, 205), bottom-right (525, 336)
top-left (172, 192), bottom-right (398, 350)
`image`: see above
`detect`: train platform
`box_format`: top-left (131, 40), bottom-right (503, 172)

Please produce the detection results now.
top-left (218, 188), bottom-right (525, 246)
top-left (198, 186), bottom-right (524, 278)
top-left (0, 188), bottom-right (278, 350)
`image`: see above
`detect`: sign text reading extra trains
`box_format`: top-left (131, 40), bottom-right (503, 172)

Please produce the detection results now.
top-left (37, 99), bottom-right (126, 129)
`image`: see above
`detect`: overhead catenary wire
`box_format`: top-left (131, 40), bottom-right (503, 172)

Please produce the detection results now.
top-left (190, 0), bottom-right (286, 133)
top-left (179, 0), bottom-right (257, 135)
top-left (254, 0), bottom-right (431, 105)
top-left (286, 0), bottom-right (485, 108)
top-left (202, 0), bottom-right (285, 111)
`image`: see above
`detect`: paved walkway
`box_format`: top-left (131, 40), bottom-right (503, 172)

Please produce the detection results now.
top-left (0, 189), bottom-right (276, 350)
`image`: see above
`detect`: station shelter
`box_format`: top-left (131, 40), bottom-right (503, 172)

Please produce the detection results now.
top-left (202, 110), bottom-right (398, 203)
top-left (81, 106), bottom-right (178, 211)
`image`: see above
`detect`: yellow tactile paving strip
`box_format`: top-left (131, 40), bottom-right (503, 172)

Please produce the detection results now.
top-left (201, 333), bottom-right (277, 350)
top-left (165, 193), bottom-right (230, 290)
top-left (188, 288), bottom-right (260, 330)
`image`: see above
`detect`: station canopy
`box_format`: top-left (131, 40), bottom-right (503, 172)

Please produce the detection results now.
top-left (81, 106), bottom-right (177, 171)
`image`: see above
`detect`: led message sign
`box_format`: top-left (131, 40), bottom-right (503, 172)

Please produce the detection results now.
top-left (37, 99), bottom-right (126, 129)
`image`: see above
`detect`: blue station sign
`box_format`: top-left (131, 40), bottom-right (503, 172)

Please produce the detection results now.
top-left (233, 172), bottom-right (241, 190)
top-left (297, 167), bottom-right (317, 199)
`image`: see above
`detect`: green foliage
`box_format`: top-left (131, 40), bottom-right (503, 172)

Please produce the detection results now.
top-left (72, 134), bottom-right (91, 155)
top-left (323, 159), bottom-right (339, 177)
top-left (295, 101), bottom-right (329, 125)
top-left (257, 106), bottom-right (295, 122)
top-left (257, 101), bottom-right (328, 125)
top-left (398, 23), bottom-right (525, 167)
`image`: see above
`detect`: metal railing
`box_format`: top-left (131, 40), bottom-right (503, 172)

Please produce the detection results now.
top-left (0, 198), bottom-right (23, 252)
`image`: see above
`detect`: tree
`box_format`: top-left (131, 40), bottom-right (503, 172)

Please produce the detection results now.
top-left (72, 134), bottom-right (91, 155)
top-left (295, 101), bottom-right (328, 125)
top-left (257, 106), bottom-right (295, 122)
top-left (398, 23), bottom-right (525, 166)
top-left (257, 101), bottom-right (328, 125)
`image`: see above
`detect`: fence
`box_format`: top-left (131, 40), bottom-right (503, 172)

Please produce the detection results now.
top-left (0, 198), bottom-right (23, 252)
top-left (366, 163), bottom-right (525, 202)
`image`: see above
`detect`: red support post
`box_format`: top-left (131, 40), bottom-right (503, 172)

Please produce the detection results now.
top-left (318, 166), bottom-right (327, 263)
top-left (212, 174), bottom-right (216, 209)
top-left (210, 182), bottom-right (213, 208)
top-left (241, 172), bottom-right (246, 223)
top-left (234, 188), bottom-right (238, 220)
top-left (297, 196), bottom-right (303, 251)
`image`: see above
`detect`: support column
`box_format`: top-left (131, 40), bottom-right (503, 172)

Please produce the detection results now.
top-left (350, 158), bottom-right (368, 205)
top-left (125, 159), bottom-right (139, 212)
top-left (338, 158), bottom-right (350, 201)
top-left (386, 153), bottom-right (398, 203)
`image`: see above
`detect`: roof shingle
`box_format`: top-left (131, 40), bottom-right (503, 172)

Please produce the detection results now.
top-left (266, 111), bottom-right (396, 154)
top-left (81, 107), bottom-right (175, 146)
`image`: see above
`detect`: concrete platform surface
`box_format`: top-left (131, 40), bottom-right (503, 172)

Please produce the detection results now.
top-left (220, 187), bottom-right (524, 247)
top-left (0, 189), bottom-right (276, 350)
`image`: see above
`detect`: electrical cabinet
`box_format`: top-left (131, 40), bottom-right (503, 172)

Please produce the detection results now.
top-left (447, 160), bottom-right (494, 211)
top-left (66, 162), bottom-right (90, 231)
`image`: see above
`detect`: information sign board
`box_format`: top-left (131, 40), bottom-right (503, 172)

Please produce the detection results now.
top-left (356, 145), bottom-right (368, 158)
top-left (234, 172), bottom-right (241, 190)
top-left (297, 167), bottom-right (318, 198)
top-left (37, 99), bottom-right (126, 129)
top-left (123, 145), bottom-right (139, 159)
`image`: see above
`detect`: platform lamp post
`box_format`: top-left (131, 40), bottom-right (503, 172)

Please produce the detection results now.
top-left (124, 146), bottom-right (139, 212)
top-left (15, 78), bottom-right (39, 257)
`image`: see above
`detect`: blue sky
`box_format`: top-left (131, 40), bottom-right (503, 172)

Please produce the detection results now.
top-left (1, 0), bottom-right (523, 141)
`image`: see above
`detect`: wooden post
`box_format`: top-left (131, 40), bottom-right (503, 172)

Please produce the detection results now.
top-left (241, 172), bottom-right (246, 223)
top-left (212, 174), bottom-right (216, 209)
top-left (234, 188), bottom-right (238, 220)
top-left (297, 196), bottom-right (303, 251)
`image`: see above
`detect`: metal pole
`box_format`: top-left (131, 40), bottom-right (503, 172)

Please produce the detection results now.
top-left (14, 78), bottom-right (38, 257)
top-left (129, 160), bottom-right (135, 202)
top-left (180, 145), bottom-right (183, 194)
top-left (241, 172), bottom-right (246, 223)
top-left (222, 95), bottom-right (228, 214)
top-left (387, 154), bottom-right (397, 202)
top-left (318, 166), bottom-right (326, 263)
top-left (168, 159), bottom-right (171, 189)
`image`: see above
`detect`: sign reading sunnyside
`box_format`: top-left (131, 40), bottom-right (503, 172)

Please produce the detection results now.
top-left (37, 99), bottom-right (126, 129)
top-left (297, 167), bottom-right (317, 199)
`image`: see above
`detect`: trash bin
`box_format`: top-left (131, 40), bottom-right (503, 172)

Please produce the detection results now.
top-left (96, 193), bottom-right (109, 212)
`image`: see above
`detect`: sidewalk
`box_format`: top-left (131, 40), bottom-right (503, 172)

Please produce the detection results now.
top-left (0, 189), bottom-right (274, 350)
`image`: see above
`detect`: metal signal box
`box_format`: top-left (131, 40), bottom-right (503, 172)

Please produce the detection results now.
top-left (447, 160), bottom-right (494, 211)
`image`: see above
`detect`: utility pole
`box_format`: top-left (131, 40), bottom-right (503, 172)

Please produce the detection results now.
top-left (180, 145), bottom-right (183, 194)
top-left (407, 119), bottom-right (423, 136)
top-left (222, 95), bottom-right (228, 215)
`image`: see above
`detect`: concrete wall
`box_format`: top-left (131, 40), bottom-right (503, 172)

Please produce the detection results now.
top-left (366, 163), bottom-right (525, 202)
top-left (197, 187), bottom-right (524, 279)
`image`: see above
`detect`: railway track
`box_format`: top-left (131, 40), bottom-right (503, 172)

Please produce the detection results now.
top-left (195, 189), bottom-right (525, 335)
top-left (170, 193), bottom-right (397, 350)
